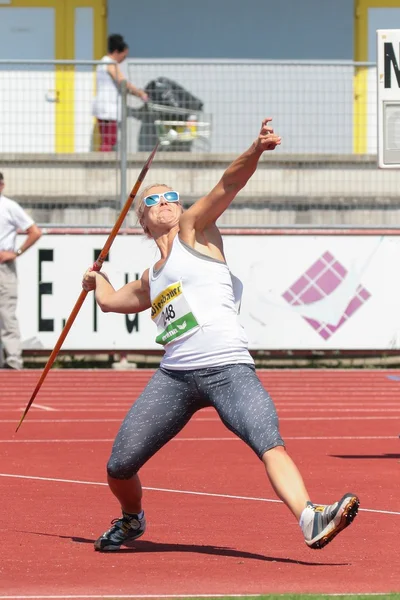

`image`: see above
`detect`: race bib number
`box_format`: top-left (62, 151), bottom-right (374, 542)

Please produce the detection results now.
top-left (151, 281), bottom-right (200, 346)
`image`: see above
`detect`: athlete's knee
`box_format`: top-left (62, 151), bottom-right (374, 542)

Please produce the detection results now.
top-left (260, 440), bottom-right (286, 461)
top-left (270, 422), bottom-right (285, 446)
top-left (107, 455), bottom-right (140, 480)
top-left (254, 423), bottom-right (285, 457)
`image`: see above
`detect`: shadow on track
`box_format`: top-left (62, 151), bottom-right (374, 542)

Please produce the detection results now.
top-left (17, 530), bottom-right (350, 566)
top-left (331, 453), bottom-right (400, 460)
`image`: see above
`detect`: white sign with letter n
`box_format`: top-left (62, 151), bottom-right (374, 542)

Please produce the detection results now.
top-left (377, 29), bottom-right (400, 168)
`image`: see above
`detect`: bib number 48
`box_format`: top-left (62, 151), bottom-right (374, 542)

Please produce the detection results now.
top-left (162, 304), bottom-right (176, 327)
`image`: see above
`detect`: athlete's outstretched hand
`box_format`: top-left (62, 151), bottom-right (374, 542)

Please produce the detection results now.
top-left (255, 118), bottom-right (281, 152)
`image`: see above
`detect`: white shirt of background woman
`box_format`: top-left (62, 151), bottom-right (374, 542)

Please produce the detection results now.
top-left (92, 56), bottom-right (120, 121)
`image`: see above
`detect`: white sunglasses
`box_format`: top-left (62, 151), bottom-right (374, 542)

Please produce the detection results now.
top-left (143, 191), bottom-right (180, 207)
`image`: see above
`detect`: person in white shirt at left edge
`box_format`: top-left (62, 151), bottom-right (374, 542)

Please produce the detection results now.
top-left (0, 173), bottom-right (42, 370)
top-left (93, 33), bottom-right (149, 151)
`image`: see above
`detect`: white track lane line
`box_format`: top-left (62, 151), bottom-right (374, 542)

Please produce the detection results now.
top-left (0, 472), bottom-right (398, 516)
top-left (0, 596), bottom-right (268, 599)
top-left (2, 400), bottom-right (400, 406)
top-left (4, 407), bottom-right (400, 413)
top-left (1, 415), bottom-right (400, 423)
top-left (0, 419), bottom-right (127, 423)
top-left (0, 594), bottom-right (392, 599)
top-left (278, 408), bottom-right (400, 412)
top-left (0, 409), bottom-right (129, 413)
top-left (280, 415), bottom-right (400, 421)
top-left (0, 435), bottom-right (396, 442)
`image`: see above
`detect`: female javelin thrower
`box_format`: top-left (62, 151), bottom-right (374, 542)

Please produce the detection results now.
top-left (82, 118), bottom-right (359, 552)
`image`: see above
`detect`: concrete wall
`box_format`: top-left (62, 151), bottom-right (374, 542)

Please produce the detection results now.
top-left (4, 153), bottom-right (400, 227)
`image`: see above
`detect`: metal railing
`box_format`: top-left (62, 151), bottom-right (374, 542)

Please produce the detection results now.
top-left (1, 58), bottom-right (400, 228)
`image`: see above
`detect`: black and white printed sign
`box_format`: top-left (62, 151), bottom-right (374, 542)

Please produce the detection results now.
top-left (377, 29), bottom-right (400, 168)
top-left (15, 233), bottom-right (400, 351)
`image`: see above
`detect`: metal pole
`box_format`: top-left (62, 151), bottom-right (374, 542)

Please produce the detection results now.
top-left (119, 80), bottom-right (128, 217)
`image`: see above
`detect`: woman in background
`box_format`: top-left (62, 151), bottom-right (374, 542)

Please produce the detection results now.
top-left (93, 33), bottom-right (148, 151)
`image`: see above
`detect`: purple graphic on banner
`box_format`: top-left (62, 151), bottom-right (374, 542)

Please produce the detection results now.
top-left (282, 251), bottom-right (371, 340)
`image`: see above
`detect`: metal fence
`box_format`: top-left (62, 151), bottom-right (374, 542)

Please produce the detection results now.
top-left (1, 58), bottom-right (400, 228)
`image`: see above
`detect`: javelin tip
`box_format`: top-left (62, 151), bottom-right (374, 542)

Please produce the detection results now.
top-left (15, 412), bottom-right (26, 433)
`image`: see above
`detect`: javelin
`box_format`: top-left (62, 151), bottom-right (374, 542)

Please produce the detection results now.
top-left (16, 142), bottom-right (160, 432)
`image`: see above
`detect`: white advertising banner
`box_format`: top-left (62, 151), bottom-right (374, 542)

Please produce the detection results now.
top-left (14, 233), bottom-right (400, 351)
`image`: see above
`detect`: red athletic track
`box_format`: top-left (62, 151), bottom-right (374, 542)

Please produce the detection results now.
top-left (0, 368), bottom-right (399, 598)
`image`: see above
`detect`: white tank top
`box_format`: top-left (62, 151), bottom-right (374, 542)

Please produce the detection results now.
top-left (92, 56), bottom-right (120, 121)
top-left (149, 235), bottom-right (254, 370)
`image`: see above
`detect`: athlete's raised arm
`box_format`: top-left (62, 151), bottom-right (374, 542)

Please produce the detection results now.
top-left (180, 118), bottom-right (281, 234)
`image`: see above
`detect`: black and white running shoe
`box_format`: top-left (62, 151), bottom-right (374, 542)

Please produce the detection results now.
top-left (94, 511), bottom-right (146, 552)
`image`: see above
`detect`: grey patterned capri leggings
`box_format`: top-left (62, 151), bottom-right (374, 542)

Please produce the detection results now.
top-left (107, 363), bottom-right (285, 480)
